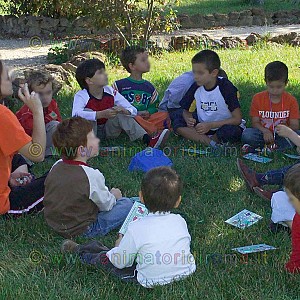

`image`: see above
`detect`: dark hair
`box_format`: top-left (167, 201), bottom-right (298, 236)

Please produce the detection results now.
top-left (25, 69), bottom-right (55, 93)
top-left (191, 50), bottom-right (221, 72)
top-left (52, 117), bottom-right (93, 160)
top-left (265, 61), bottom-right (288, 83)
top-left (141, 167), bottom-right (183, 213)
top-left (75, 59), bottom-right (105, 89)
top-left (284, 164), bottom-right (300, 200)
top-left (120, 45), bottom-right (146, 73)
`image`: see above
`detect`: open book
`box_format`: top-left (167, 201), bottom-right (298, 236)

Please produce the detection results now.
top-left (119, 199), bottom-right (149, 235)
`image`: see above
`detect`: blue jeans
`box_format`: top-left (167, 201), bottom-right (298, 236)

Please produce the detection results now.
top-left (258, 163), bottom-right (300, 186)
top-left (82, 198), bottom-right (133, 238)
top-left (242, 128), bottom-right (300, 150)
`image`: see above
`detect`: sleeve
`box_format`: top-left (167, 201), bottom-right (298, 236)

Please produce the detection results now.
top-left (179, 82), bottom-right (199, 110)
top-left (106, 228), bottom-right (138, 269)
top-left (219, 79), bottom-right (240, 112)
top-left (112, 81), bottom-right (119, 92)
top-left (285, 214), bottom-right (300, 273)
top-left (113, 89), bottom-right (137, 116)
top-left (72, 91), bottom-right (97, 121)
top-left (289, 96), bottom-right (300, 119)
top-left (147, 88), bottom-right (159, 114)
top-left (250, 95), bottom-right (260, 117)
top-left (83, 167), bottom-right (117, 211)
top-left (0, 107), bottom-right (31, 156)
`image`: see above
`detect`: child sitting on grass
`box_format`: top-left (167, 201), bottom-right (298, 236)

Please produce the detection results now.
top-left (112, 46), bottom-right (170, 144)
top-left (237, 124), bottom-right (300, 202)
top-left (16, 70), bottom-right (62, 157)
top-left (43, 117), bottom-right (133, 238)
top-left (177, 50), bottom-right (245, 147)
top-left (61, 167), bottom-right (196, 288)
top-left (72, 59), bottom-right (166, 148)
top-left (242, 61), bottom-right (300, 151)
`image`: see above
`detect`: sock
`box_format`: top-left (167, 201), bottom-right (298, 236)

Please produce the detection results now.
top-left (142, 134), bottom-right (150, 146)
top-left (210, 140), bottom-right (217, 148)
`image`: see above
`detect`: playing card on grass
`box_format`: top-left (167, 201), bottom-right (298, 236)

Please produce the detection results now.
top-left (284, 153), bottom-right (300, 160)
top-left (243, 153), bottom-right (272, 163)
top-left (232, 244), bottom-right (276, 254)
top-left (225, 209), bottom-right (262, 229)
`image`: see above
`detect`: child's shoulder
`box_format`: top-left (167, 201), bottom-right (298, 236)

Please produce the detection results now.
top-left (74, 88), bottom-right (89, 98)
top-left (282, 91), bottom-right (297, 102)
top-left (252, 90), bottom-right (268, 100)
top-left (217, 76), bottom-right (236, 90)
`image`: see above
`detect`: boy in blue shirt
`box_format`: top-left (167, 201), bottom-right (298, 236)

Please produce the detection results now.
top-left (176, 50), bottom-right (245, 147)
top-left (112, 46), bottom-right (170, 146)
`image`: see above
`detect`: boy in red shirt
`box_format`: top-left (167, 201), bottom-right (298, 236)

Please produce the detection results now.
top-left (16, 70), bottom-right (61, 156)
top-left (283, 165), bottom-right (300, 273)
top-left (242, 61), bottom-right (300, 150)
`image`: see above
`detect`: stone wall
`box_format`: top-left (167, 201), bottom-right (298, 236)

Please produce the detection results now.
top-left (1, 9), bottom-right (300, 38)
top-left (178, 8), bottom-right (300, 29)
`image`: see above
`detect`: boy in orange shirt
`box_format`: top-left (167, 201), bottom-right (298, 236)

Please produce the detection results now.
top-left (242, 61), bottom-right (300, 150)
top-left (16, 70), bottom-right (62, 157)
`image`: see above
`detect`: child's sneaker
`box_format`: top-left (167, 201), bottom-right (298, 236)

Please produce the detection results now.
top-left (148, 129), bottom-right (170, 149)
top-left (269, 221), bottom-right (291, 235)
top-left (236, 158), bottom-right (260, 191)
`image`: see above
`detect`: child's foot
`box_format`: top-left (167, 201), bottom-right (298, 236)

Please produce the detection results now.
top-left (148, 129), bottom-right (170, 149)
top-left (236, 158), bottom-right (260, 191)
top-left (61, 240), bottom-right (79, 254)
top-left (253, 187), bottom-right (277, 201)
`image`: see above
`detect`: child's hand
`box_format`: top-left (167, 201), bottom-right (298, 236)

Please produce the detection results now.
top-left (111, 188), bottom-right (122, 200)
top-left (18, 83), bottom-right (43, 115)
top-left (276, 124), bottom-right (293, 138)
top-left (195, 122), bottom-right (211, 134)
top-left (138, 111), bottom-right (150, 119)
top-left (186, 117), bottom-right (196, 128)
top-left (115, 234), bottom-right (123, 247)
top-left (263, 130), bottom-right (274, 144)
top-left (102, 108), bottom-right (118, 119)
top-left (9, 171), bottom-right (33, 187)
top-left (113, 106), bottom-right (130, 115)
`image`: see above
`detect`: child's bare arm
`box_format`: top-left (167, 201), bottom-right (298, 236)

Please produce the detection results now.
top-left (289, 119), bottom-right (299, 131)
top-left (276, 124), bottom-right (300, 148)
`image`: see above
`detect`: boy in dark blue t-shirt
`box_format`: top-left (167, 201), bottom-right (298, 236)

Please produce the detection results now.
top-left (177, 50), bottom-right (245, 148)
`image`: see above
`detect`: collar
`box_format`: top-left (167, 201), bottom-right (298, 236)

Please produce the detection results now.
top-left (62, 158), bottom-right (89, 167)
top-left (148, 211), bottom-right (171, 216)
top-left (127, 77), bottom-right (146, 84)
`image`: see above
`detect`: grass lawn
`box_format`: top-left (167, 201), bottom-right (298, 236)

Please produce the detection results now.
top-left (1, 44), bottom-right (300, 299)
top-left (175, 0), bottom-right (297, 16)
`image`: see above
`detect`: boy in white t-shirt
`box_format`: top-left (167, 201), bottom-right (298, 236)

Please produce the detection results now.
top-left (61, 167), bottom-right (196, 288)
top-left (176, 50), bottom-right (245, 147)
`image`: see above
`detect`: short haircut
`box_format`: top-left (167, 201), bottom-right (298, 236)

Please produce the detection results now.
top-left (265, 61), bottom-right (288, 83)
top-left (141, 167), bottom-right (183, 213)
top-left (284, 164), bottom-right (300, 200)
top-left (120, 45), bottom-right (146, 73)
top-left (191, 50), bottom-right (221, 72)
top-left (52, 117), bottom-right (93, 160)
top-left (25, 69), bottom-right (54, 93)
top-left (75, 59), bottom-right (105, 89)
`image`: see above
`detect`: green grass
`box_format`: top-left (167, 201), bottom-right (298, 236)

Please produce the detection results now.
top-left (175, 0), bottom-right (298, 15)
top-left (2, 44), bottom-right (300, 299)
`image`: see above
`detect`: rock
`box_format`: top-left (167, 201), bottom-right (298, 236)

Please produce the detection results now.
top-left (270, 32), bottom-right (298, 43)
top-left (245, 33), bottom-right (262, 45)
top-left (61, 62), bottom-right (77, 73)
top-left (190, 14), bottom-right (205, 28)
top-left (239, 10), bottom-right (252, 17)
top-left (44, 64), bottom-right (71, 86)
top-left (238, 16), bottom-right (253, 27)
top-left (214, 13), bottom-right (228, 26)
top-left (251, 7), bottom-right (265, 16)
top-left (221, 36), bottom-right (244, 48)
top-left (40, 17), bottom-right (59, 29)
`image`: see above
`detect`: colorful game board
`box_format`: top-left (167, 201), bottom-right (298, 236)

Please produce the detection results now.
top-left (225, 209), bottom-right (263, 229)
top-left (232, 244), bottom-right (277, 254)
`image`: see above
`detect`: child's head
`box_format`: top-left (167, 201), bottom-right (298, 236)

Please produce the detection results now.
top-left (191, 50), bottom-right (221, 86)
top-left (140, 167), bottom-right (183, 213)
top-left (0, 60), bottom-right (13, 99)
top-left (52, 117), bottom-right (99, 160)
top-left (26, 70), bottom-right (54, 108)
top-left (120, 46), bottom-right (150, 74)
top-left (284, 164), bottom-right (300, 213)
top-left (76, 59), bottom-right (108, 90)
top-left (264, 61), bottom-right (288, 98)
